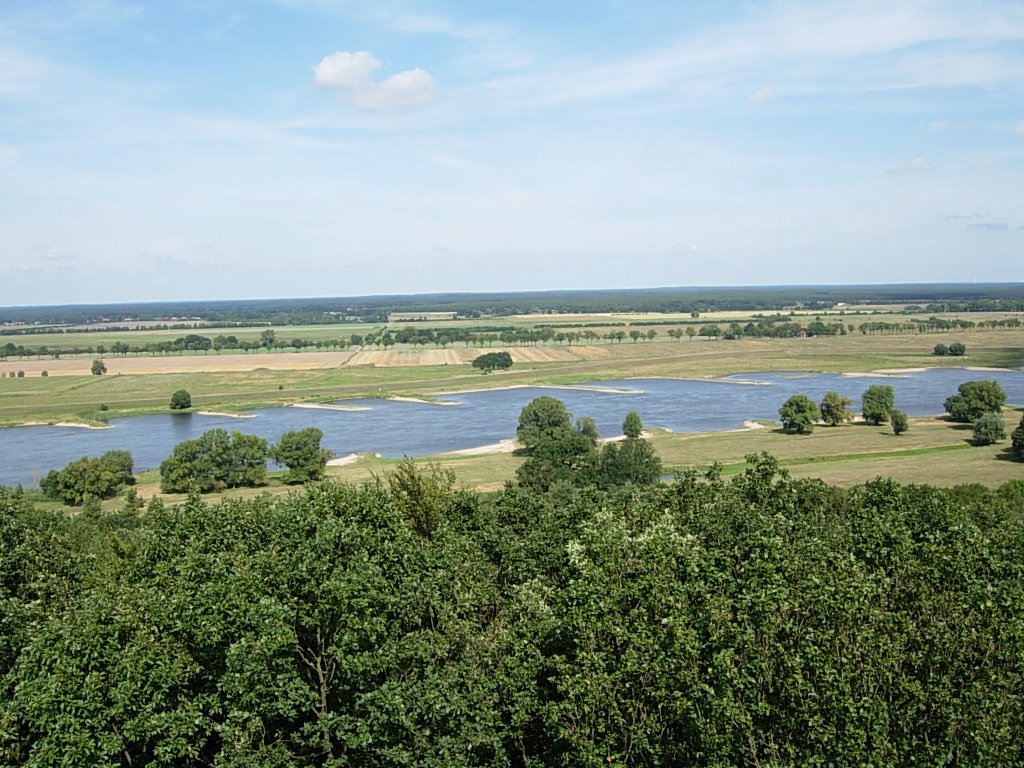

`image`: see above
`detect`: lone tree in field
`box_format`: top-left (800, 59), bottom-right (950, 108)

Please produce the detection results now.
top-left (891, 409), bottom-right (909, 435)
top-left (948, 342), bottom-right (966, 356)
top-left (819, 391), bottom-right (852, 426)
top-left (169, 389), bottom-right (192, 410)
top-left (944, 380), bottom-right (1006, 423)
top-left (471, 351), bottom-right (513, 373)
top-left (861, 385), bottom-right (895, 426)
top-left (933, 343), bottom-right (948, 356)
top-left (779, 394), bottom-right (821, 434)
top-left (972, 413), bottom-right (1006, 446)
top-left (91, 358), bottom-right (106, 376)
top-left (270, 427), bottom-right (333, 483)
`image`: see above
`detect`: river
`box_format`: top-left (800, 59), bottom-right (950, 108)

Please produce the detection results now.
top-left (1, 368), bottom-right (1021, 488)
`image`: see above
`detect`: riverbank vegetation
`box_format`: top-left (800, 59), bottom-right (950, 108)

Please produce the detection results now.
top-left (2, 455), bottom-right (1023, 765)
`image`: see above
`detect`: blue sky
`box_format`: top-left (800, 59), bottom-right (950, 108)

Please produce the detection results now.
top-left (1, 0), bottom-right (1022, 305)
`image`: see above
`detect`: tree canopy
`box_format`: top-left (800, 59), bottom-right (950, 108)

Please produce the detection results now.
top-left (3, 459), bottom-right (1024, 765)
top-left (471, 351), bottom-right (513, 373)
top-left (159, 429), bottom-right (268, 493)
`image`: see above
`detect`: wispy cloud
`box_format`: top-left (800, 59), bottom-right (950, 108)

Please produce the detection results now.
top-left (314, 51), bottom-right (438, 110)
top-left (928, 120), bottom-right (948, 132)
top-left (886, 157), bottom-right (933, 175)
top-left (968, 222), bottom-right (1009, 231)
top-left (749, 85), bottom-right (779, 104)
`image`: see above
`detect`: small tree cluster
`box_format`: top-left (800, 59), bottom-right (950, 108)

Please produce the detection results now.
top-left (471, 351), bottom-right (513, 373)
top-left (890, 409), bottom-right (909, 435)
top-left (90, 359), bottom-right (106, 376)
top-left (944, 380), bottom-right (1006, 423)
top-left (39, 450), bottom-right (134, 506)
top-left (160, 429), bottom-right (268, 493)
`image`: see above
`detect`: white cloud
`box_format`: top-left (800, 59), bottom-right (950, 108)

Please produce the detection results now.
top-left (749, 85), bottom-right (779, 103)
top-left (928, 120), bottom-right (948, 132)
top-left (886, 157), bottom-right (933, 174)
top-left (313, 50), bottom-right (438, 110)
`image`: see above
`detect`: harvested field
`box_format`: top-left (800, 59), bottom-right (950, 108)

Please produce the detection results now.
top-left (345, 349), bottom-right (470, 367)
top-left (0, 351), bottom-right (356, 377)
top-left (507, 347), bottom-right (579, 363)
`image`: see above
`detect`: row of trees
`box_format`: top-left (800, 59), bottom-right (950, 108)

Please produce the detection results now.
top-left (779, 385), bottom-right (907, 434)
top-left (3, 455), bottom-right (1024, 765)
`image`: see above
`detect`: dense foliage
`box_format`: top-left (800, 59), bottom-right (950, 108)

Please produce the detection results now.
top-left (2, 458), bottom-right (1023, 766)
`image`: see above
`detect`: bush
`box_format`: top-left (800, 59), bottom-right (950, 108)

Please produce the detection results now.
top-left (891, 409), bottom-right (909, 435)
top-left (40, 370), bottom-right (48, 377)
top-left (1011, 414), bottom-right (1024, 461)
top-left (169, 389), bottom-right (192, 410)
top-left (948, 342), bottom-right (966, 356)
top-left (972, 413), bottom-right (1006, 446)
top-left (91, 359), bottom-right (106, 375)
top-left (779, 394), bottom-right (821, 434)
top-left (16, 370), bottom-right (24, 378)
top-left (933, 343), bottom-right (947, 356)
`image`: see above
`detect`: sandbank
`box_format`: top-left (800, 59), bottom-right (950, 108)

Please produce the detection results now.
top-left (388, 395), bottom-right (461, 406)
top-left (434, 439), bottom-right (517, 457)
top-left (327, 453), bottom-right (360, 466)
top-left (196, 410), bottom-right (255, 419)
top-left (290, 402), bottom-right (371, 412)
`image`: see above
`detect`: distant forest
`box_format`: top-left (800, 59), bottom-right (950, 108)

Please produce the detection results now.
top-left (2, 283), bottom-right (1023, 327)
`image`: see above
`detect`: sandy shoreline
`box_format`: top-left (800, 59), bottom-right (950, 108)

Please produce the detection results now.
top-left (435, 383), bottom-right (642, 397)
top-left (196, 410), bottom-right (255, 418)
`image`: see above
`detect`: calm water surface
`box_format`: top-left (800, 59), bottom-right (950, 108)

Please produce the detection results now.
top-left (2, 368), bottom-right (1021, 488)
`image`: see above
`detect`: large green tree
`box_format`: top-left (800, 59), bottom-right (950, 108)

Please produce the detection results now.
top-left (516, 396), bottom-right (574, 452)
top-left (819, 391), bottom-right (852, 426)
top-left (861, 384), bottom-right (895, 425)
top-left (39, 450), bottom-right (134, 506)
top-left (944, 380), bottom-right (1007, 423)
top-left (270, 427), bottom-right (332, 483)
top-left (778, 394), bottom-right (821, 434)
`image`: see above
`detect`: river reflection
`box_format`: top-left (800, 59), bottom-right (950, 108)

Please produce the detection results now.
top-left (1, 368), bottom-right (1021, 488)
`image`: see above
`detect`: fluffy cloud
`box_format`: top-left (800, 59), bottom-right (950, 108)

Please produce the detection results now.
top-left (314, 51), bottom-right (437, 110)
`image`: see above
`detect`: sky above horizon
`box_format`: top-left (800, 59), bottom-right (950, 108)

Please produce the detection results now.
top-left (1, 0), bottom-right (1022, 306)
